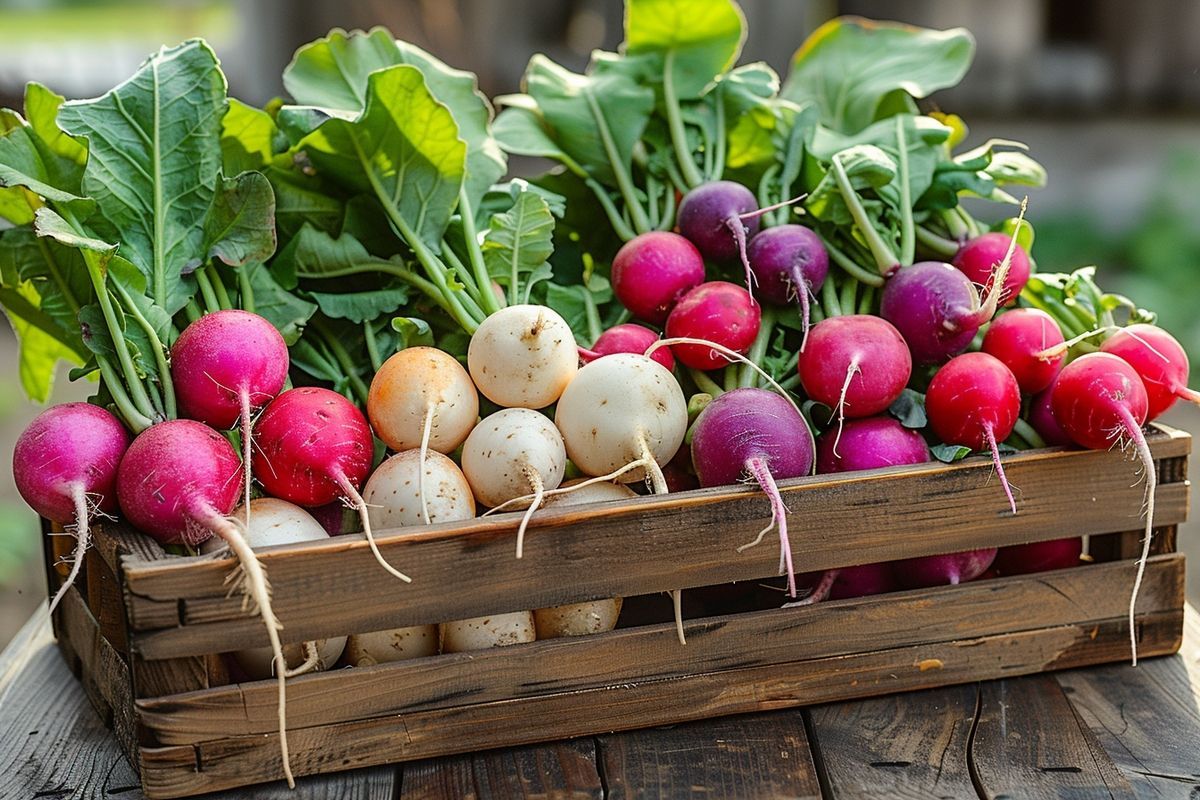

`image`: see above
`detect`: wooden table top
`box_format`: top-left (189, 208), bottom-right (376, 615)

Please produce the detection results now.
top-left (2, 607), bottom-right (1198, 799)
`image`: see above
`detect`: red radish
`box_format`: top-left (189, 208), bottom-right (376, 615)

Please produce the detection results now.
top-left (610, 232), bottom-right (705, 324)
top-left (580, 323), bottom-right (675, 371)
top-left (1028, 387), bottom-right (1072, 447)
top-left (952, 232), bottom-right (1032, 306)
top-left (690, 388), bottom-right (816, 597)
top-left (1050, 352), bottom-right (1154, 664)
top-left (894, 549), bottom-right (997, 588)
top-left (677, 181), bottom-right (761, 293)
top-left (797, 563), bottom-right (897, 603)
top-left (171, 310), bottom-right (289, 521)
top-left (746, 225), bottom-right (829, 349)
top-left (981, 308), bottom-right (1065, 394)
top-left (253, 387), bottom-right (410, 583)
top-left (1099, 323), bottom-right (1199, 420)
top-left (796, 316), bottom-right (911, 445)
top-left (665, 281), bottom-right (761, 371)
top-left (815, 416), bottom-right (930, 474)
top-left (925, 353), bottom-right (1021, 514)
top-left (993, 538), bottom-right (1083, 576)
top-left (116, 419), bottom-right (296, 787)
top-left (14, 403), bottom-right (129, 614)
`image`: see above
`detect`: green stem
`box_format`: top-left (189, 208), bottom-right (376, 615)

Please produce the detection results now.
top-left (457, 187), bottom-right (502, 315)
top-left (194, 268), bottom-right (221, 314)
top-left (757, 164), bottom-right (781, 223)
top-left (113, 282), bottom-right (177, 419)
top-left (840, 278), bottom-right (858, 317)
top-left (645, 175), bottom-right (661, 231)
top-left (582, 288), bottom-right (603, 345)
top-left (831, 154), bottom-right (897, 275)
top-left (96, 354), bottom-right (152, 432)
top-left (711, 83), bottom-right (726, 182)
top-left (205, 265), bottom-right (232, 309)
top-left (238, 269), bottom-right (255, 314)
top-left (297, 260), bottom-right (452, 317)
top-left (689, 367), bottom-right (724, 396)
top-left (584, 90), bottom-right (651, 233)
top-left (587, 179), bottom-right (637, 241)
top-left (438, 243), bottom-right (487, 319)
top-left (313, 318), bottom-right (369, 405)
top-left (778, 373), bottom-right (801, 392)
top-left (722, 364), bottom-right (740, 392)
top-left (821, 236), bottom-right (886, 287)
top-left (740, 308), bottom-right (775, 388)
top-left (915, 225), bottom-right (961, 258)
top-left (940, 208), bottom-right (970, 241)
top-left (895, 116), bottom-right (915, 266)
top-left (1013, 417), bottom-right (1047, 450)
top-left (857, 285), bottom-right (877, 316)
top-left (183, 299), bottom-right (202, 324)
top-left (663, 157), bottom-right (689, 198)
top-left (364, 322), bottom-right (383, 372)
top-left (663, 52), bottom-right (704, 189)
top-left (658, 181), bottom-right (677, 232)
top-left (822, 274), bottom-right (843, 318)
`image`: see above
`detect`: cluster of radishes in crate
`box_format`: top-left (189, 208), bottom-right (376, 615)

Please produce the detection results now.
top-left (6, 3), bottom-right (1198, 684)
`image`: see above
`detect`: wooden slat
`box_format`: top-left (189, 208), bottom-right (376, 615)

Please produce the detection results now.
top-left (135, 556), bottom-right (1184, 744)
top-left (596, 712), bottom-right (821, 799)
top-left (136, 612), bottom-right (1182, 798)
top-left (969, 675), bottom-right (1136, 798)
top-left (804, 685), bottom-right (979, 799)
top-left (1057, 606), bottom-right (1200, 796)
top-left (121, 431), bottom-right (1191, 660)
top-left (401, 740), bottom-right (601, 799)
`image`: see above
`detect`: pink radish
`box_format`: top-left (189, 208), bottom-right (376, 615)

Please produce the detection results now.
top-left (952, 232), bottom-right (1032, 306)
top-left (677, 181), bottom-right (761, 291)
top-left (664, 281), bottom-right (761, 371)
top-left (580, 323), bottom-right (675, 371)
top-left (993, 538), bottom-right (1083, 576)
top-left (253, 387), bottom-right (411, 583)
top-left (14, 403), bottom-right (129, 614)
top-left (171, 310), bottom-right (289, 522)
top-left (746, 225), bottom-right (829, 349)
top-left (981, 308), bottom-right (1065, 395)
top-left (1028, 387), bottom-right (1072, 447)
top-left (797, 563), bottom-right (896, 603)
top-left (815, 416), bottom-right (930, 474)
top-left (1099, 323), bottom-right (1199, 421)
top-left (894, 549), bottom-right (997, 589)
top-left (1050, 352), bottom-right (1155, 664)
top-left (116, 419), bottom-right (297, 787)
top-left (925, 352), bottom-right (1021, 514)
top-left (610, 232), bottom-right (705, 324)
top-left (690, 388), bottom-right (816, 597)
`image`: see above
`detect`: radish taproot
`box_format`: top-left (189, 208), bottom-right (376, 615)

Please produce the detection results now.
top-left (746, 225), bottom-right (829, 349)
top-left (467, 304), bottom-right (577, 409)
top-left (665, 281), bottom-right (761, 371)
top-left (580, 323), bottom-right (675, 371)
top-left (677, 181), bottom-right (761, 292)
top-left (253, 387), bottom-right (411, 583)
top-left (981, 308), bottom-right (1065, 395)
top-left (610, 231), bottom-right (705, 324)
top-left (14, 403), bottom-right (129, 614)
top-left (1099, 323), bottom-right (1199, 420)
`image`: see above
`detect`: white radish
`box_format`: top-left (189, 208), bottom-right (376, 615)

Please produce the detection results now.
top-left (440, 611), bottom-right (537, 652)
top-left (364, 450), bottom-right (475, 529)
top-left (235, 637), bottom-right (348, 679)
top-left (467, 304), bottom-right (578, 409)
top-left (345, 626), bottom-right (438, 666)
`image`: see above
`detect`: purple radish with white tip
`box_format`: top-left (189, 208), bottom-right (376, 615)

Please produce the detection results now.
top-left (746, 225), bottom-right (829, 350)
top-left (677, 181), bottom-right (761, 295)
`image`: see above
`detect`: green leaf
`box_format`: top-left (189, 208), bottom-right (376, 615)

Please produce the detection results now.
top-left (221, 98), bottom-right (277, 174)
top-left (782, 17), bottom-right (975, 134)
top-left (0, 186), bottom-right (36, 225)
top-left (391, 316), bottom-right (434, 349)
top-left (269, 168), bottom-right (346, 242)
top-left (544, 277), bottom-right (613, 346)
top-left (888, 388), bottom-right (927, 429)
top-left (985, 150), bottom-right (1047, 188)
top-left (276, 223), bottom-right (378, 285)
top-left (493, 104), bottom-right (578, 165)
top-left (308, 285), bottom-right (409, 324)
top-left (806, 144), bottom-right (897, 225)
top-left (0, 85), bottom-right (90, 209)
top-left (34, 206), bottom-right (116, 256)
top-left (624, 0), bottom-right (746, 98)
top-left (197, 171), bottom-right (277, 269)
top-left (931, 442), bottom-right (971, 463)
top-left (0, 226), bottom-right (90, 354)
top-left (241, 261), bottom-right (316, 344)
top-left (482, 189), bottom-right (555, 295)
top-left (57, 40), bottom-right (228, 314)
top-left (4, 280), bottom-right (82, 402)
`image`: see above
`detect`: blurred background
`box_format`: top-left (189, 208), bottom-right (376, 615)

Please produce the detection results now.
top-left (0, 0), bottom-right (1197, 646)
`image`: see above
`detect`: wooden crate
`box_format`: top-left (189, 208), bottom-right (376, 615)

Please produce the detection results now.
top-left (44, 425), bottom-right (1191, 799)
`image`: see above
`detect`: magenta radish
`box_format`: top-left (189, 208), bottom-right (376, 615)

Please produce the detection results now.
top-left (171, 310), bottom-right (289, 520)
top-left (746, 225), bottom-right (829, 349)
top-left (796, 316), bottom-right (911, 444)
top-left (894, 549), bottom-right (997, 589)
top-left (926, 352), bottom-right (1021, 513)
top-left (1099, 323), bottom-right (1198, 420)
top-left (677, 181), bottom-right (761, 293)
top-left (13, 403), bottom-right (129, 614)
top-left (816, 416), bottom-right (930, 474)
top-left (664, 281), bottom-right (761, 371)
top-left (690, 388), bottom-right (815, 597)
top-left (952, 232), bottom-right (1032, 306)
top-left (253, 387), bottom-right (410, 583)
top-left (797, 563), bottom-right (897, 603)
top-left (116, 419), bottom-right (296, 787)
top-left (981, 308), bottom-right (1065, 395)
top-left (1050, 352), bottom-right (1154, 664)
top-left (1028, 387), bottom-right (1072, 447)
top-left (580, 323), bottom-right (675, 371)
top-left (993, 538), bottom-right (1083, 576)
top-left (467, 304), bottom-right (578, 409)
top-left (610, 232), bottom-right (705, 324)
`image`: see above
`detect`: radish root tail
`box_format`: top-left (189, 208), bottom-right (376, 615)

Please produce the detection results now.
top-left (339, 476), bottom-right (412, 583)
top-left (48, 483), bottom-right (91, 616)
top-left (515, 466), bottom-right (545, 560)
top-left (786, 569), bottom-right (840, 607)
top-left (418, 402), bottom-right (434, 527)
top-left (791, 266), bottom-right (813, 354)
top-left (482, 455), bottom-right (652, 517)
top-left (240, 389), bottom-right (253, 529)
top-left (984, 424), bottom-right (1018, 515)
top-left (974, 197), bottom-right (1028, 321)
top-left (1117, 406), bottom-right (1156, 667)
top-left (727, 215), bottom-right (756, 300)
top-left (831, 356), bottom-right (862, 458)
top-left (744, 456), bottom-right (796, 597)
top-left (284, 641), bottom-right (321, 678)
top-left (671, 588), bottom-right (686, 645)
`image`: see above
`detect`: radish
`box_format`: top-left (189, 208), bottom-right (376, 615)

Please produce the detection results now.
top-left (171, 310), bottom-right (289, 523)
top-left (690, 388), bottom-right (816, 597)
top-left (815, 416), bottom-right (930, 474)
top-left (894, 549), bottom-right (997, 589)
top-left (467, 304), bottom-right (578, 409)
top-left (1028, 388), bottom-right (1072, 447)
top-left (796, 316), bottom-right (911, 445)
top-left (677, 181), bottom-right (761, 292)
top-left (367, 347), bottom-right (479, 524)
top-left (116, 419), bottom-right (296, 787)
top-left (797, 563), bottom-right (896, 603)
top-left (993, 538), bottom-right (1084, 576)
top-left (441, 612), bottom-right (536, 653)
top-left (1050, 352), bottom-right (1154, 664)
top-left (580, 323), bottom-right (675, 371)
top-left (746, 225), bottom-right (829, 349)
top-left (345, 626), bottom-right (438, 666)
top-left (364, 449), bottom-right (475, 529)
top-left (610, 232), bottom-right (705, 324)
top-left (461, 408), bottom-right (566, 558)
top-left (1099, 323), bottom-right (1199, 420)
top-left (981, 308), bottom-right (1065, 395)
top-left (13, 403), bottom-right (130, 614)
top-left (664, 282), bottom-right (761, 371)
top-left (253, 387), bottom-right (411, 584)
top-left (952, 232), bottom-right (1032, 306)
top-left (926, 353), bottom-right (1022, 514)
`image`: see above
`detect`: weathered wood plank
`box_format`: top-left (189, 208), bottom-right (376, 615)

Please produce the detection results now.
top-left (970, 675), bottom-right (1136, 799)
top-left (597, 712), bottom-right (821, 800)
top-left (121, 430), bottom-right (1191, 659)
top-left (135, 555), bottom-right (1185, 744)
top-left (805, 685), bottom-right (979, 799)
top-left (1057, 606), bottom-right (1200, 797)
top-left (136, 612), bottom-right (1181, 798)
top-left (401, 740), bottom-right (601, 799)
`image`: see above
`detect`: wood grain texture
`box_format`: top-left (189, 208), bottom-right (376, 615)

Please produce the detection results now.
top-left (135, 556), bottom-right (1185, 744)
top-left (596, 712), bottom-right (821, 800)
top-left (805, 685), bottom-right (979, 799)
top-left (135, 613), bottom-right (1181, 798)
top-left (1057, 606), bottom-right (1200, 798)
top-left (119, 430), bottom-right (1192, 660)
top-left (401, 740), bottom-right (601, 799)
top-left (970, 675), bottom-right (1136, 799)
